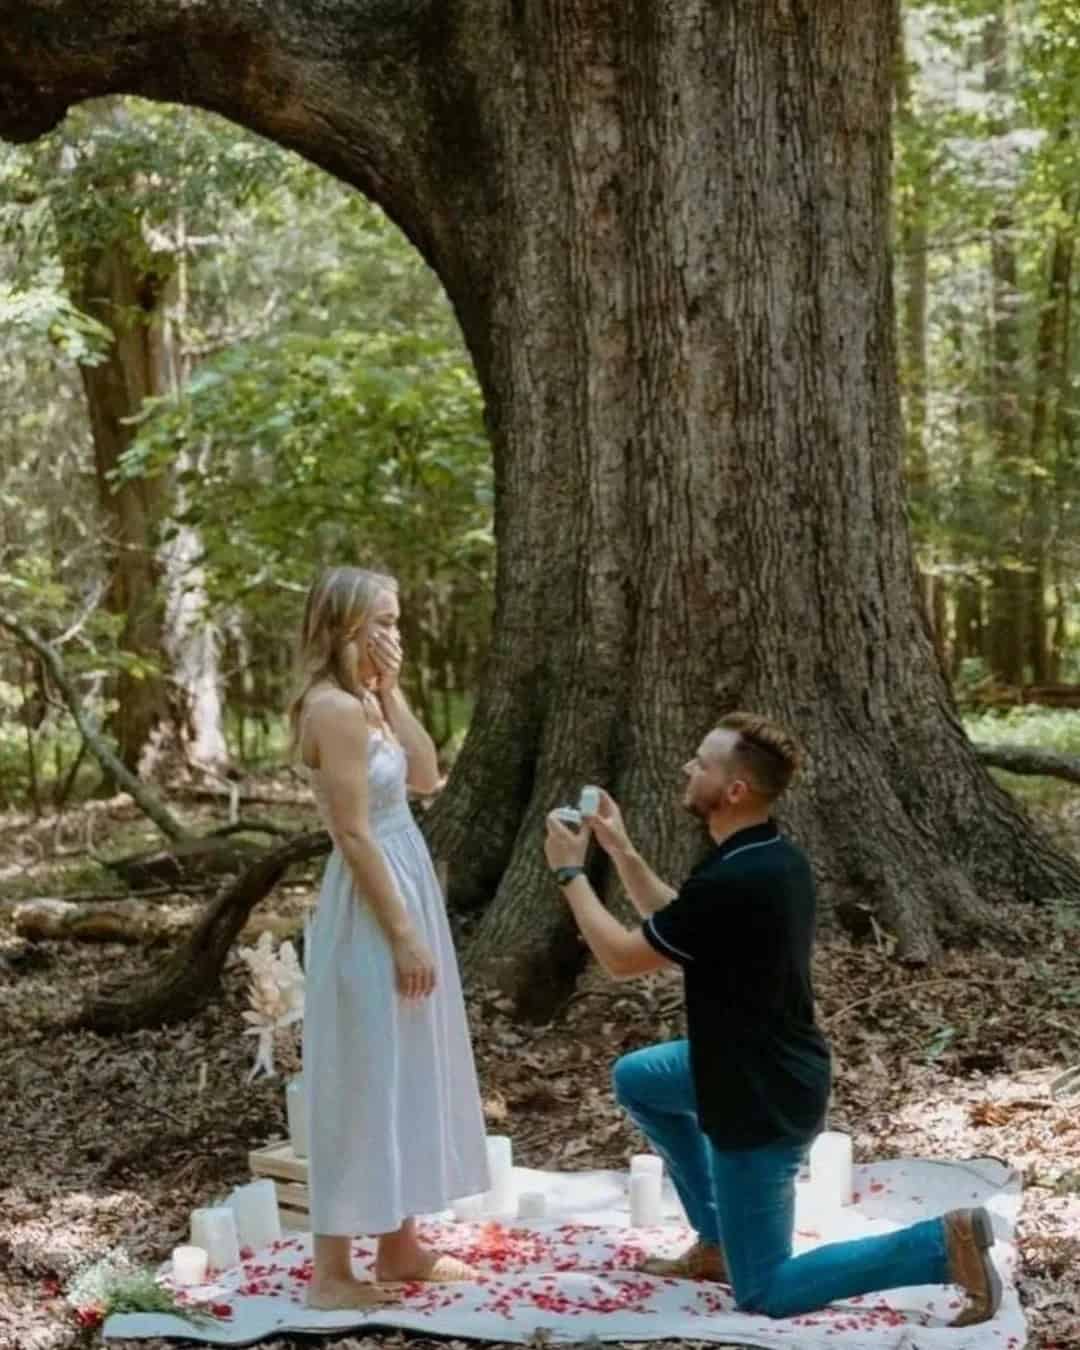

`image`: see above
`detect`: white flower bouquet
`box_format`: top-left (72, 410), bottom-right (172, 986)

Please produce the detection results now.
top-left (236, 930), bottom-right (305, 1080)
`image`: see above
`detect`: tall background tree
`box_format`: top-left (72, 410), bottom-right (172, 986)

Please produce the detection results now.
top-left (3, 0), bottom-right (1080, 1015)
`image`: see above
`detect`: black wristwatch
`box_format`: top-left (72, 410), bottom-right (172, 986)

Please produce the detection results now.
top-left (553, 865), bottom-right (587, 887)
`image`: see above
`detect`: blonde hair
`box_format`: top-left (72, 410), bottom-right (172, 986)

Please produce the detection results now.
top-left (715, 711), bottom-right (804, 801)
top-left (287, 566), bottom-right (398, 755)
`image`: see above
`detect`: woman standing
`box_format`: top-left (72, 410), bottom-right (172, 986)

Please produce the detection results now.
top-left (291, 566), bottom-right (488, 1309)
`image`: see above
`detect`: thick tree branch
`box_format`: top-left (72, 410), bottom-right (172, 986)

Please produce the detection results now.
top-left (0, 2), bottom-right (494, 362)
top-left (973, 742), bottom-right (1080, 786)
top-left (78, 828), bottom-right (331, 1032)
top-left (0, 2), bottom-right (439, 217)
top-left (0, 611), bottom-right (190, 842)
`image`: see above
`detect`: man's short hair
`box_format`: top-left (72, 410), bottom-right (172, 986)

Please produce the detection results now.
top-left (715, 712), bottom-right (804, 801)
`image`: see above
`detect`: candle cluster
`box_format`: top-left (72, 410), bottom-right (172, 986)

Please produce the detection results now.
top-left (180, 1179), bottom-right (285, 1283)
top-left (453, 1135), bottom-right (525, 1220)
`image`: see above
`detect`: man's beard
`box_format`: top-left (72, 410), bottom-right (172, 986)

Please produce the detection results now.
top-left (682, 783), bottom-right (727, 821)
top-left (682, 787), bottom-right (712, 820)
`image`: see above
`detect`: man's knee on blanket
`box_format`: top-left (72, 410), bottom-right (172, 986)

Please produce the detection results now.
top-left (731, 1274), bottom-right (794, 1320)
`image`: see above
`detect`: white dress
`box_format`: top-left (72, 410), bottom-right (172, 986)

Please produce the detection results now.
top-left (303, 734), bottom-right (490, 1234)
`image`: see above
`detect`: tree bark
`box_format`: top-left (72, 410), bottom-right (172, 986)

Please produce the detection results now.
top-left (63, 222), bottom-right (178, 775)
top-left (896, 18), bottom-right (946, 668)
top-left (1025, 189), bottom-right (1073, 686)
top-left (161, 222), bottom-right (230, 771)
top-left (949, 314), bottom-right (983, 675)
top-left (972, 742), bottom-right (1080, 786)
top-left (982, 3), bottom-right (1026, 687)
top-left (6, 0), bottom-right (1080, 1017)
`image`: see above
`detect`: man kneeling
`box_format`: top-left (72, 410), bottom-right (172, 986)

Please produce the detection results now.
top-left (543, 712), bottom-right (1001, 1327)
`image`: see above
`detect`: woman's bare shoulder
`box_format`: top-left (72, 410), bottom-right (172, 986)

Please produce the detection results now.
top-left (300, 686), bottom-right (368, 765)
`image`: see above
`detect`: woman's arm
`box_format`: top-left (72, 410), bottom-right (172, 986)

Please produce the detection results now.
top-left (380, 685), bottom-right (441, 795)
top-left (308, 691), bottom-right (435, 997)
top-left (368, 625), bottom-right (441, 793)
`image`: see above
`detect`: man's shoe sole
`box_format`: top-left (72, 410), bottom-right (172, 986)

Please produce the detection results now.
top-left (951, 1206), bottom-right (1002, 1328)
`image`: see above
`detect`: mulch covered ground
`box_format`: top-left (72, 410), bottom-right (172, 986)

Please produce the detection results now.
top-left (1, 792), bottom-right (1078, 1350)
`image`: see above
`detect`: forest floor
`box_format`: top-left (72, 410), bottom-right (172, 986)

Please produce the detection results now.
top-left (0, 774), bottom-right (1078, 1350)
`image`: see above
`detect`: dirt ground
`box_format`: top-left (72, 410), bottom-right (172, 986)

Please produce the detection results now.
top-left (1, 790), bottom-right (1078, 1350)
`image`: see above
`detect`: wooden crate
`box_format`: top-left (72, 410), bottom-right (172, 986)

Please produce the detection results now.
top-left (250, 1141), bottom-right (311, 1231)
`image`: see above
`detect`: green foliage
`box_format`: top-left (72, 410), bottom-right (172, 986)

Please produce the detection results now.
top-left (65, 1249), bottom-right (229, 1329)
top-left (123, 324), bottom-right (491, 611)
top-left (898, 2), bottom-right (1080, 681)
top-left (963, 707), bottom-right (1080, 810)
top-left (1, 93), bottom-right (487, 799)
top-left (963, 706), bottom-right (1080, 754)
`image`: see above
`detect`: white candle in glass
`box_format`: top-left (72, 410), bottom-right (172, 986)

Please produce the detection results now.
top-left (452, 1193), bottom-right (485, 1221)
top-left (285, 1077), bottom-right (308, 1158)
top-left (809, 1131), bottom-right (854, 1206)
top-left (517, 1191), bottom-right (547, 1219)
top-left (630, 1153), bottom-right (664, 1178)
top-left (229, 1179), bottom-right (282, 1250)
top-left (579, 785), bottom-right (601, 817)
top-left (171, 1245), bottom-right (208, 1287)
top-left (190, 1206), bottom-right (240, 1272)
top-left (485, 1135), bottom-right (515, 1214)
top-left (629, 1172), bottom-right (663, 1226)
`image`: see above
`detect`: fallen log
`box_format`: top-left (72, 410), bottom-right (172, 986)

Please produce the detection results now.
top-left (14, 896), bottom-right (305, 947)
top-left (77, 829), bottom-right (330, 1032)
top-left (13, 898), bottom-right (196, 944)
top-left (972, 742), bottom-right (1080, 786)
top-left (104, 835), bottom-right (267, 890)
top-left (963, 682), bottom-right (1080, 710)
top-left (173, 786), bottom-right (312, 808)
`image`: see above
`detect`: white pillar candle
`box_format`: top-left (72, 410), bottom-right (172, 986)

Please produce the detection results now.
top-left (285, 1076), bottom-right (308, 1159)
top-left (229, 1178), bottom-right (282, 1251)
top-left (630, 1153), bottom-right (664, 1178)
top-left (517, 1191), bottom-right (547, 1219)
top-left (485, 1134), bottom-right (515, 1214)
top-left (629, 1172), bottom-right (663, 1226)
top-left (809, 1130), bottom-right (854, 1206)
top-left (171, 1245), bottom-right (208, 1287)
top-left (190, 1206), bottom-right (240, 1272)
top-left (452, 1193), bottom-right (485, 1221)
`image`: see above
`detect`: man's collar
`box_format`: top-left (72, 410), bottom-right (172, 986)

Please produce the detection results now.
top-left (712, 818), bottom-right (779, 860)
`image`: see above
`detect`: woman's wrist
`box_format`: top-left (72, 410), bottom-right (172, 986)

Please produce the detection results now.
top-left (378, 684), bottom-right (404, 716)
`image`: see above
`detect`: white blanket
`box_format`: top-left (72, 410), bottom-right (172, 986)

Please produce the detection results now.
top-left (104, 1157), bottom-right (1025, 1349)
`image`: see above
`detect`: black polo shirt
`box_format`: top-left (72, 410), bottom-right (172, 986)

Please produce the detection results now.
top-left (642, 820), bottom-right (831, 1151)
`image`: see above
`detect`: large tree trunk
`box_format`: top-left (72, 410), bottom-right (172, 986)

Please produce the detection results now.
top-left (982, 3), bottom-right (1027, 687)
top-left (160, 224), bottom-right (230, 771)
top-left (1024, 223), bottom-right (1072, 686)
top-left (6, 0), bottom-right (1080, 1017)
top-left (59, 120), bottom-right (229, 777)
top-left (65, 233), bottom-right (177, 774)
top-left (896, 27), bottom-right (947, 671)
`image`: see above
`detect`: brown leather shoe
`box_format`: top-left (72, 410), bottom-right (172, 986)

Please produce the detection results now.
top-left (944, 1207), bottom-right (1002, 1327)
top-left (639, 1238), bottom-right (729, 1282)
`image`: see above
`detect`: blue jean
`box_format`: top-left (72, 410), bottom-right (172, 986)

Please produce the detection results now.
top-left (613, 1040), bottom-right (950, 1318)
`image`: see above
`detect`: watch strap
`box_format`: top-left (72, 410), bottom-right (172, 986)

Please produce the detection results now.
top-left (553, 864), bottom-right (587, 887)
